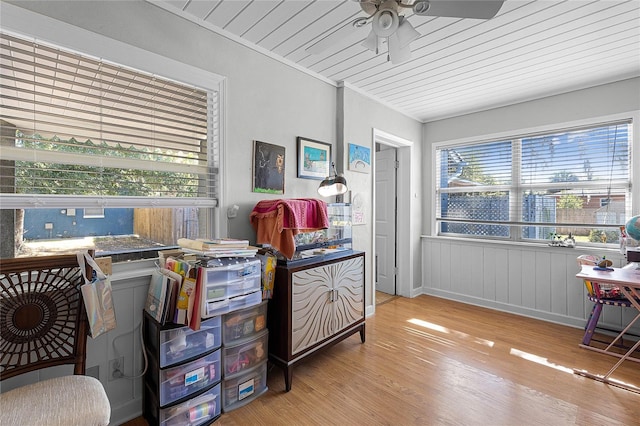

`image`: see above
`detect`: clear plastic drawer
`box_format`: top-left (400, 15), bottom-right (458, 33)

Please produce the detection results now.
top-left (222, 300), bottom-right (268, 345)
top-left (222, 329), bottom-right (268, 378)
top-left (202, 275), bottom-right (261, 303)
top-left (159, 316), bottom-right (221, 368)
top-left (202, 290), bottom-right (262, 319)
top-left (222, 361), bottom-right (268, 412)
top-left (159, 382), bottom-right (221, 426)
top-left (159, 349), bottom-right (221, 406)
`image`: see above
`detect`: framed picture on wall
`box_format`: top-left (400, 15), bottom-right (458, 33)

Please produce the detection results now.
top-left (297, 136), bottom-right (331, 180)
top-left (253, 140), bottom-right (285, 194)
top-left (348, 143), bottom-right (371, 174)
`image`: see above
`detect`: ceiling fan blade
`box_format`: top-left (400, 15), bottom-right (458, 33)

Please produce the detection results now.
top-left (423, 1), bottom-right (504, 20)
top-left (306, 18), bottom-right (367, 55)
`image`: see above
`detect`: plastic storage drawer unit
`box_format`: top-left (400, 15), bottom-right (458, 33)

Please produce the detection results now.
top-left (222, 361), bottom-right (268, 412)
top-left (159, 383), bottom-right (221, 426)
top-left (156, 316), bottom-right (221, 368)
top-left (222, 329), bottom-right (268, 378)
top-left (202, 258), bottom-right (261, 289)
top-left (222, 300), bottom-right (268, 345)
top-left (202, 290), bottom-right (262, 319)
top-left (203, 275), bottom-right (261, 303)
top-left (158, 349), bottom-right (221, 406)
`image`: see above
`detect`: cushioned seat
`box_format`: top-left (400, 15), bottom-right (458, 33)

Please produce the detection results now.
top-left (0, 375), bottom-right (111, 426)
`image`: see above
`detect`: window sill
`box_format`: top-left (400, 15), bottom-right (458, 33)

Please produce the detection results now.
top-left (421, 234), bottom-right (623, 257)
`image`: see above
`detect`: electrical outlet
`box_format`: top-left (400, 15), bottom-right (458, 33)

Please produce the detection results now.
top-left (109, 356), bottom-right (124, 381)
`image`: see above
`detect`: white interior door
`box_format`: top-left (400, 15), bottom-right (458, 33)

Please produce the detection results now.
top-left (375, 145), bottom-right (397, 295)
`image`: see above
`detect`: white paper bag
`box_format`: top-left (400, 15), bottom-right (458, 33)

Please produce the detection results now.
top-left (77, 251), bottom-right (117, 338)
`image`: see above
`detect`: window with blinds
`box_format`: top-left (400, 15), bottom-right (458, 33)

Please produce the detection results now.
top-left (435, 121), bottom-right (632, 245)
top-left (0, 32), bottom-right (220, 258)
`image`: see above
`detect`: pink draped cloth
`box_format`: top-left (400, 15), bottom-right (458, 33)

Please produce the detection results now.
top-left (250, 198), bottom-right (329, 259)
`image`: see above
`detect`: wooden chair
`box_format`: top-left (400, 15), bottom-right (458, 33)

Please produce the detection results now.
top-left (0, 252), bottom-right (111, 425)
top-left (576, 255), bottom-right (633, 347)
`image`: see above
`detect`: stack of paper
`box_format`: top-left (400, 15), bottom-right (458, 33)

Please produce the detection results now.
top-left (177, 238), bottom-right (259, 258)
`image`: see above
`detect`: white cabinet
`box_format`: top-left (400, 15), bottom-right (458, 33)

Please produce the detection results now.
top-left (268, 251), bottom-right (365, 391)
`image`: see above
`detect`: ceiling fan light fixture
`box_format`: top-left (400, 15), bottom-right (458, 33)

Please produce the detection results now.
top-left (373, 8), bottom-right (399, 37)
top-left (413, 0), bottom-right (431, 16)
top-left (362, 28), bottom-right (378, 52)
top-left (388, 33), bottom-right (412, 64)
top-left (378, 11), bottom-right (394, 30)
top-left (396, 17), bottom-right (420, 48)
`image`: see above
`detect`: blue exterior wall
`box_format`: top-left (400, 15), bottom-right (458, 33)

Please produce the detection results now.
top-left (23, 208), bottom-right (134, 240)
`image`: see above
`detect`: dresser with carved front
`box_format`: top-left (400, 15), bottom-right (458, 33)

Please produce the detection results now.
top-left (267, 251), bottom-right (365, 391)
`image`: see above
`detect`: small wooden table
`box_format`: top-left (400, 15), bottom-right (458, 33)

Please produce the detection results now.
top-left (575, 265), bottom-right (640, 392)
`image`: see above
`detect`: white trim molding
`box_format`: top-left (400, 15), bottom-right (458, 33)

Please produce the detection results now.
top-left (373, 128), bottom-right (415, 299)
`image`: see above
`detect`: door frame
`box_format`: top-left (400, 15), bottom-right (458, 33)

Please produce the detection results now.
top-left (372, 129), bottom-right (413, 300)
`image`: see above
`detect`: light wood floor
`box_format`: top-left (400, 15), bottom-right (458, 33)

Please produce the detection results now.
top-left (125, 295), bottom-right (640, 425)
top-left (375, 290), bottom-right (398, 306)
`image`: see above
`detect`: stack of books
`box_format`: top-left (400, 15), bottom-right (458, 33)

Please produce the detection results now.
top-left (144, 265), bottom-right (185, 326)
top-left (177, 238), bottom-right (258, 258)
top-left (144, 255), bottom-right (203, 329)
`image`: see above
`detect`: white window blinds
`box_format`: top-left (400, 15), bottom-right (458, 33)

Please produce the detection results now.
top-left (0, 32), bottom-right (218, 209)
top-left (436, 121), bottom-right (632, 243)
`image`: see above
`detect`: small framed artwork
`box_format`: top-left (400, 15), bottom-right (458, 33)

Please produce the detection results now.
top-left (253, 140), bottom-right (285, 194)
top-left (348, 143), bottom-right (371, 174)
top-left (297, 136), bottom-right (331, 180)
top-left (352, 192), bottom-right (366, 225)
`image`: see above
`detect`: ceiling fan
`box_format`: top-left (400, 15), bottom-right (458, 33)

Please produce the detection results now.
top-left (307, 0), bottom-right (504, 64)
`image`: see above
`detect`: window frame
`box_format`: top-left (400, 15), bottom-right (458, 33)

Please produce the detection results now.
top-left (83, 208), bottom-right (105, 219)
top-left (431, 112), bottom-right (638, 246)
top-left (0, 6), bottom-right (227, 257)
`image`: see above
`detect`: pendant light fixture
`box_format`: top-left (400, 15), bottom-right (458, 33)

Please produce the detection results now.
top-left (318, 162), bottom-right (348, 197)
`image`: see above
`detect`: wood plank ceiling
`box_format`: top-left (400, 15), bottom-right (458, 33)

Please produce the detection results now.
top-left (152, 0), bottom-right (640, 123)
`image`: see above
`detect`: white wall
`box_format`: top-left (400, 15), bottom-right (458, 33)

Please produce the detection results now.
top-left (422, 238), bottom-right (639, 332)
top-left (421, 78), bottom-right (640, 330)
top-left (424, 77), bottom-right (640, 143)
